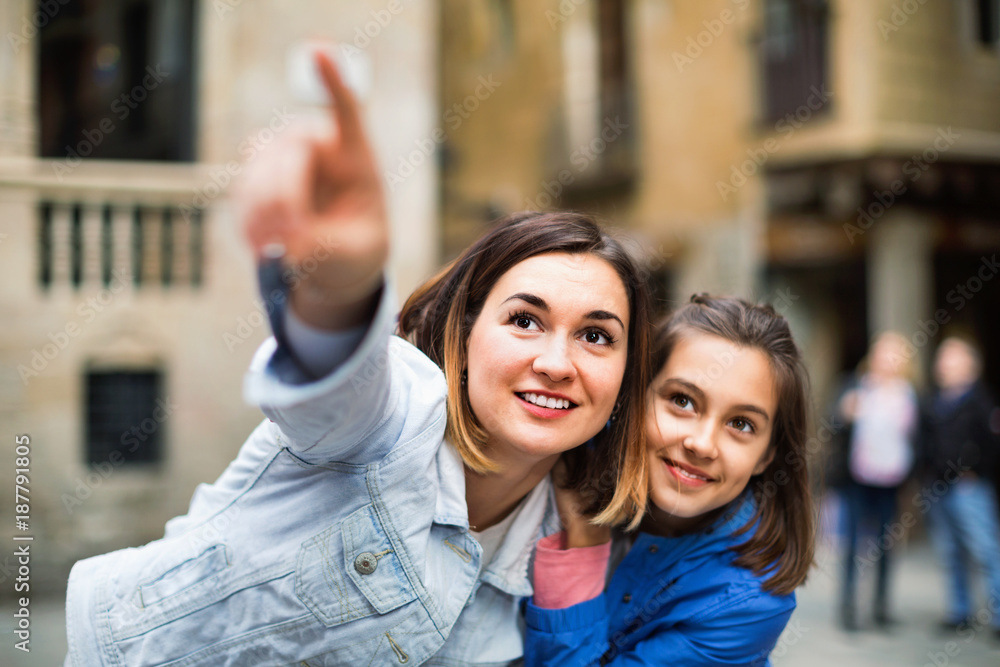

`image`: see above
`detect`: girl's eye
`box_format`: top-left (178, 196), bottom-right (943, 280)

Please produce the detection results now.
top-left (730, 417), bottom-right (756, 434)
top-left (582, 329), bottom-right (615, 346)
top-left (670, 394), bottom-right (694, 411)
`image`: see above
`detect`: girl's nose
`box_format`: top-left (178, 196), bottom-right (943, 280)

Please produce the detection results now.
top-left (681, 424), bottom-right (718, 460)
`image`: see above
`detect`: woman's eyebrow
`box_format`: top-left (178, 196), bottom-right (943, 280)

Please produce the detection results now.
top-left (585, 310), bottom-right (625, 331)
top-left (502, 293), bottom-right (547, 310)
top-left (501, 294), bottom-right (625, 331)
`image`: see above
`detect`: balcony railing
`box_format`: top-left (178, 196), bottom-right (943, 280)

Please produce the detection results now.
top-left (0, 158), bottom-right (213, 293)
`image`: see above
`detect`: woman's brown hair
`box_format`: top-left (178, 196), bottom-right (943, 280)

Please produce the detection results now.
top-left (399, 211), bottom-right (652, 527)
top-left (650, 294), bottom-right (815, 595)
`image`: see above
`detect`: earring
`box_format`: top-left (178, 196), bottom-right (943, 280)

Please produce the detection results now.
top-left (461, 370), bottom-right (467, 386)
top-left (609, 401), bottom-right (621, 423)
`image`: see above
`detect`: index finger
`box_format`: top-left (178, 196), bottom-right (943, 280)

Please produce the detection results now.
top-left (314, 49), bottom-right (365, 147)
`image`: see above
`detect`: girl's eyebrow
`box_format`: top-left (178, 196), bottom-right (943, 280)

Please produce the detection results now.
top-left (501, 293), bottom-right (625, 331)
top-left (732, 404), bottom-right (771, 424)
top-left (662, 377), bottom-right (771, 424)
top-left (662, 378), bottom-right (705, 402)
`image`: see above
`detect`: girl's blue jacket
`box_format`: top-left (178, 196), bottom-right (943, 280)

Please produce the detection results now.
top-left (524, 495), bottom-right (795, 666)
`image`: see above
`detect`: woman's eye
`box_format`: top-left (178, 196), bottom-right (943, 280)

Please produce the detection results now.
top-left (730, 418), bottom-right (755, 434)
top-left (509, 312), bottom-right (539, 330)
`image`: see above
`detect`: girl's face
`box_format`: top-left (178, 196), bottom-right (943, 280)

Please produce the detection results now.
top-left (466, 252), bottom-right (629, 465)
top-left (645, 333), bottom-right (777, 533)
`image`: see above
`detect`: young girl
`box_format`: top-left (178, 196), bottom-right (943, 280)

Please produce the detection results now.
top-left (524, 294), bottom-right (816, 666)
top-left (64, 53), bottom-right (652, 666)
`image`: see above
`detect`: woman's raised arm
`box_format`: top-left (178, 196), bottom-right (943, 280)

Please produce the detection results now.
top-left (239, 50), bottom-right (388, 331)
top-left (238, 51), bottom-right (432, 463)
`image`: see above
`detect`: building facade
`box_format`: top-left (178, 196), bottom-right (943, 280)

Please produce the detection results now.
top-left (439, 0), bottom-right (1000, 406)
top-left (0, 0), bottom-right (439, 593)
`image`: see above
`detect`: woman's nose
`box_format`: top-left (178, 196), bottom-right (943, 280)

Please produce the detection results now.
top-left (531, 338), bottom-right (577, 383)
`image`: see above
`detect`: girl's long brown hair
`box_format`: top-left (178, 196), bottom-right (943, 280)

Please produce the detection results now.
top-left (398, 211), bottom-right (652, 527)
top-left (650, 294), bottom-right (815, 595)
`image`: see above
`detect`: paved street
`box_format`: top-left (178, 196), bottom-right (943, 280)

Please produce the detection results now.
top-left (2, 542), bottom-right (999, 665)
top-left (774, 540), bottom-right (1000, 666)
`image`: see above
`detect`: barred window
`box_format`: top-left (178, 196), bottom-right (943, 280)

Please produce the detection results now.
top-left (85, 369), bottom-right (165, 467)
top-left (761, 0), bottom-right (830, 123)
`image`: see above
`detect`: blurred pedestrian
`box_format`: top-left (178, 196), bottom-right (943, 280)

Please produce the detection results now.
top-left (919, 336), bottom-right (1000, 638)
top-left (835, 332), bottom-right (918, 631)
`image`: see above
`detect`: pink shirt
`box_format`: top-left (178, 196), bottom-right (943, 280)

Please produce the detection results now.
top-left (532, 531), bottom-right (611, 609)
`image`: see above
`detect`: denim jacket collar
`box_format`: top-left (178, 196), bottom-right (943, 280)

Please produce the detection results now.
top-left (436, 442), bottom-right (559, 598)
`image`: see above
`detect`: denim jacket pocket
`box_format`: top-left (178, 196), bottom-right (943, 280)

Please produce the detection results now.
top-left (296, 503), bottom-right (417, 627)
top-left (138, 544), bottom-right (230, 608)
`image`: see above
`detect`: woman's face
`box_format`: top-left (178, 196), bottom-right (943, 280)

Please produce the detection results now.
top-left (465, 252), bottom-right (629, 464)
top-left (645, 333), bottom-right (777, 533)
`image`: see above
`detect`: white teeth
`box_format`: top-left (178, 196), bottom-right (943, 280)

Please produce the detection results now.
top-left (519, 393), bottom-right (571, 409)
top-left (671, 462), bottom-right (709, 481)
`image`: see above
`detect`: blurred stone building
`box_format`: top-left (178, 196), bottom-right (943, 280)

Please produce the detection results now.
top-left (3, 0), bottom-right (1000, 597)
top-left (0, 0), bottom-right (439, 592)
top-left (439, 0), bottom-right (1000, 403)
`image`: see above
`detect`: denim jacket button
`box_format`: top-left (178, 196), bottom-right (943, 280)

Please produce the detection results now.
top-left (354, 552), bottom-right (378, 575)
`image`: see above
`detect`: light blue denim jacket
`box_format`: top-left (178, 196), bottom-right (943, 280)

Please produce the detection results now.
top-left (65, 285), bottom-right (559, 666)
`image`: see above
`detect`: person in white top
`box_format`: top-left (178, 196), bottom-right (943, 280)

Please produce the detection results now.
top-left (836, 331), bottom-right (918, 631)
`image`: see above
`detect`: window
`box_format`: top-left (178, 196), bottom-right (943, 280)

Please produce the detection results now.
top-left (37, 0), bottom-right (197, 161)
top-left (85, 369), bottom-right (164, 466)
top-left (559, 0), bottom-right (634, 191)
top-left (761, 0), bottom-right (830, 123)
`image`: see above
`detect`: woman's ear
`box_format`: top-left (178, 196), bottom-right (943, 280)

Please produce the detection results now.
top-left (752, 447), bottom-right (776, 476)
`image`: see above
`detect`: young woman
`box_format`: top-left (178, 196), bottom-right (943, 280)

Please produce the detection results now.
top-left (524, 294), bottom-right (816, 666)
top-left (64, 54), bottom-right (651, 665)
